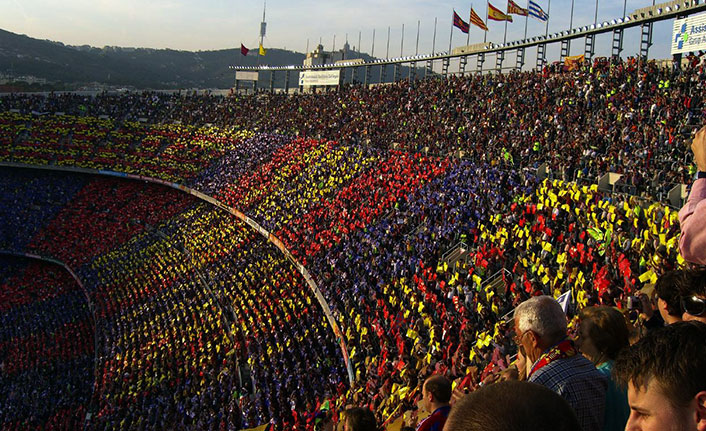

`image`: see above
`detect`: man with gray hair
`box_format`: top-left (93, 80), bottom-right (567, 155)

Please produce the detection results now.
top-left (513, 295), bottom-right (607, 431)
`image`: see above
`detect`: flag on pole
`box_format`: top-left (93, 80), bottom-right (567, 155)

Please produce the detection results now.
top-left (240, 44), bottom-right (250, 56)
top-left (507, 0), bottom-right (529, 16)
top-left (470, 7), bottom-right (489, 31)
top-left (259, 43), bottom-right (267, 56)
top-left (453, 10), bottom-right (470, 33)
top-left (528, 0), bottom-right (549, 21)
top-left (488, 2), bottom-right (513, 22)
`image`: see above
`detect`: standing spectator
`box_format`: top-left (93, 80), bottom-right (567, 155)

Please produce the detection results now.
top-left (679, 126), bottom-right (706, 265)
top-left (576, 306), bottom-right (631, 431)
top-left (680, 269), bottom-right (706, 324)
top-left (416, 375), bottom-right (452, 431)
top-left (443, 381), bottom-right (580, 431)
top-left (654, 271), bottom-right (685, 325)
top-left (514, 295), bottom-right (607, 431)
top-left (613, 321), bottom-right (706, 431)
top-left (342, 407), bottom-right (377, 431)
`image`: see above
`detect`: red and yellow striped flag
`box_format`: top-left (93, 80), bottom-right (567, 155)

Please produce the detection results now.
top-left (470, 7), bottom-right (489, 31)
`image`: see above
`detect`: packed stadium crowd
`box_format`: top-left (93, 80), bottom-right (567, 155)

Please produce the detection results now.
top-left (0, 55), bottom-right (705, 431)
top-left (0, 256), bottom-right (94, 430)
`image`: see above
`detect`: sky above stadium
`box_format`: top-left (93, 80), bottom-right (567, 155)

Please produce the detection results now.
top-left (3, 0), bottom-right (674, 60)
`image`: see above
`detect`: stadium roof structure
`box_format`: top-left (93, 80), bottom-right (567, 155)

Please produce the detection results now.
top-left (229, 0), bottom-right (706, 75)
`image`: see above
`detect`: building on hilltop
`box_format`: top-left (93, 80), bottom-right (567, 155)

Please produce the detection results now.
top-left (303, 42), bottom-right (357, 67)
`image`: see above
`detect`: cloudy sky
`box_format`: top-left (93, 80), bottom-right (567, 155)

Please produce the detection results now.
top-left (2, 0), bottom-right (675, 60)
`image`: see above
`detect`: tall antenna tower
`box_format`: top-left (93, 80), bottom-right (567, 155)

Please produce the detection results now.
top-left (260, 0), bottom-right (267, 49)
top-left (257, 0), bottom-right (266, 66)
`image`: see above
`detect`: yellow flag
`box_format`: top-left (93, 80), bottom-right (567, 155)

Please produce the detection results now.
top-left (259, 43), bottom-right (267, 56)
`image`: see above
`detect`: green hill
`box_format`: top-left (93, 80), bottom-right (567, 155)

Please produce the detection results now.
top-left (0, 28), bottom-right (307, 90)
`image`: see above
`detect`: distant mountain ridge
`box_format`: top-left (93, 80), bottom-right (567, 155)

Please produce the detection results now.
top-left (0, 28), bottom-right (309, 90)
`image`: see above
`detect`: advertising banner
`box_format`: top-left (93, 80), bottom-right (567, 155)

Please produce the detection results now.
top-left (235, 71), bottom-right (260, 81)
top-left (298, 70), bottom-right (341, 86)
top-left (672, 12), bottom-right (706, 54)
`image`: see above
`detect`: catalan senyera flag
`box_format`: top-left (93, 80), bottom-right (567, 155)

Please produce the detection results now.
top-left (470, 7), bottom-right (489, 31)
top-left (488, 2), bottom-right (513, 22)
top-left (453, 10), bottom-right (470, 33)
top-left (507, 0), bottom-right (529, 16)
top-left (259, 43), bottom-right (267, 56)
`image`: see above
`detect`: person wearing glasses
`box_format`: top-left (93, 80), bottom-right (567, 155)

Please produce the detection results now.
top-left (680, 269), bottom-right (706, 324)
top-left (679, 126), bottom-right (706, 265)
top-left (513, 296), bottom-right (607, 431)
top-left (613, 321), bottom-right (706, 431)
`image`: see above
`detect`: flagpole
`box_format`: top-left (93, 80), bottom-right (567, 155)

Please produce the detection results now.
top-left (503, 0), bottom-right (509, 44)
top-left (432, 17), bottom-right (438, 54)
top-left (387, 26), bottom-right (391, 59)
top-left (545, 0), bottom-right (551, 37)
top-left (449, 11), bottom-right (454, 54)
top-left (467, 4), bottom-right (473, 47)
top-left (522, 0), bottom-right (529, 39)
top-left (416, 20), bottom-right (421, 55)
top-left (401, 23), bottom-right (405, 57)
top-left (484, 3), bottom-right (488, 43)
top-left (372, 29), bottom-right (376, 57)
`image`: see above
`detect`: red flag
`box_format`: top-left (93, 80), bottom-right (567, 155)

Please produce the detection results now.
top-left (240, 44), bottom-right (249, 56)
top-left (453, 10), bottom-right (470, 33)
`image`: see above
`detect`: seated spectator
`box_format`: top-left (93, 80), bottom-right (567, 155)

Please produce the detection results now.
top-left (514, 295), bottom-right (607, 431)
top-left (576, 306), bottom-right (630, 431)
top-left (654, 271), bottom-right (685, 325)
top-left (443, 380), bottom-right (580, 431)
top-left (415, 375), bottom-right (452, 431)
top-left (613, 321), bottom-right (706, 431)
top-left (679, 126), bottom-right (706, 265)
top-left (342, 407), bottom-right (377, 431)
top-left (680, 269), bottom-right (706, 324)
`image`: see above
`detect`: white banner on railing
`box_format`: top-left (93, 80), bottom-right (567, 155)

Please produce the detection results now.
top-left (236, 71), bottom-right (259, 81)
top-left (298, 70), bottom-right (341, 86)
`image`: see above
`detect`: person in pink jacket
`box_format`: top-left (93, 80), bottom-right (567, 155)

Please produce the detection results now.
top-left (679, 125), bottom-right (706, 265)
